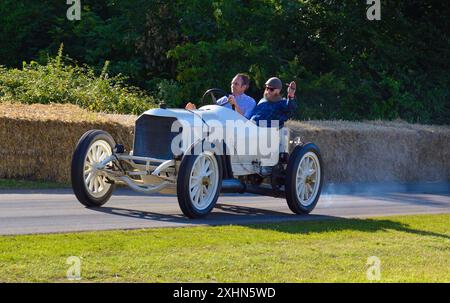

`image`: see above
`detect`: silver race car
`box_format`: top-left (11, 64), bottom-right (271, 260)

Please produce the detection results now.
top-left (71, 89), bottom-right (323, 218)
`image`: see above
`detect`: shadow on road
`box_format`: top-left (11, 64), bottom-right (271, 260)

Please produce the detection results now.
top-left (89, 203), bottom-right (450, 241)
top-left (89, 203), bottom-right (302, 224)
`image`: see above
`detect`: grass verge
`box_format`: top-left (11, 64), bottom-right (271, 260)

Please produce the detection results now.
top-left (0, 214), bottom-right (448, 282)
top-left (0, 178), bottom-right (69, 189)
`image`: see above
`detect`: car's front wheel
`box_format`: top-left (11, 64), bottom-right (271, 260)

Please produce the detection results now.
top-left (177, 151), bottom-right (222, 218)
top-left (285, 143), bottom-right (323, 214)
top-left (71, 130), bottom-right (116, 207)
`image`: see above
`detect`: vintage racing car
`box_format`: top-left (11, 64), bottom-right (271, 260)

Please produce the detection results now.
top-left (71, 89), bottom-right (324, 218)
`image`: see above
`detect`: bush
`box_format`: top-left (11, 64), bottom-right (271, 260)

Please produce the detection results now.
top-left (0, 45), bottom-right (157, 114)
top-left (0, 1), bottom-right (449, 124)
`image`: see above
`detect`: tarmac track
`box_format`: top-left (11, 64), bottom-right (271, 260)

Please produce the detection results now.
top-left (0, 182), bottom-right (448, 235)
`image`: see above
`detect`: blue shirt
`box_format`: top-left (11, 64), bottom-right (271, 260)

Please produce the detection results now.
top-left (250, 98), bottom-right (297, 127)
top-left (217, 93), bottom-right (256, 119)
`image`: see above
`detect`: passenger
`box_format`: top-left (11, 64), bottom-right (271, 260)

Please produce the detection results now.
top-left (250, 77), bottom-right (297, 128)
top-left (185, 73), bottom-right (256, 119)
top-left (249, 77), bottom-right (297, 176)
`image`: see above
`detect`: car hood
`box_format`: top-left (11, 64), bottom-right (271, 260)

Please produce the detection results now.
top-left (141, 105), bottom-right (248, 127)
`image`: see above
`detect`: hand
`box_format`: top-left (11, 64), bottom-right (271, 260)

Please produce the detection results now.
top-left (287, 81), bottom-right (296, 99)
top-left (227, 95), bottom-right (243, 114)
top-left (185, 102), bottom-right (197, 110)
top-left (228, 95), bottom-right (237, 106)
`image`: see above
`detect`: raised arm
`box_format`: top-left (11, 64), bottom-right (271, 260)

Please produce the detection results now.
top-left (283, 81), bottom-right (298, 118)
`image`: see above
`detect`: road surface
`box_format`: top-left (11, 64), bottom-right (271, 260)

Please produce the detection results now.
top-left (0, 182), bottom-right (448, 235)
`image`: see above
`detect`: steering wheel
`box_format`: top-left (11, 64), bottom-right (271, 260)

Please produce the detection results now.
top-left (201, 88), bottom-right (229, 107)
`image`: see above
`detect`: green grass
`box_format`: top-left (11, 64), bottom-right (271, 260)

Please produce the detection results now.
top-left (0, 214), bottom-right (448, 282)
top-left (0, 178), bottom-right (69, 189)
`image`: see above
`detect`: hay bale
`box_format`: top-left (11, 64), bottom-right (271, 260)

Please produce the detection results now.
top-left (0, 102), bottom-right (449, 183)
top-left (0, 103), bottom-right (135, 183)
top-left (286, 120), bottom-right (450, 182)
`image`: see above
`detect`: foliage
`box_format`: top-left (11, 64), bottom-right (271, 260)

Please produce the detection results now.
top-left (0, 45), bottom-right (156, 114)
top-left (0, 0), bottom-right (448, 123)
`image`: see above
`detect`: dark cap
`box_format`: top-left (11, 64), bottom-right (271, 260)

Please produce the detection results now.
top-left (265, 77), bottom-right (282, 90)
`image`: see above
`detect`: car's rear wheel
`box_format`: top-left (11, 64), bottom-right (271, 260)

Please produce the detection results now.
top-left (285, 143), bottom-right (323, 214)
top-left (177, 151), bottom-right (222, 218)
top-left (71, 130), bottom-right (116, 207)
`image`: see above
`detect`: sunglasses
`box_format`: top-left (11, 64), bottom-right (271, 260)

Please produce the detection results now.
top-left (265, 86), bottom-right (276, 92)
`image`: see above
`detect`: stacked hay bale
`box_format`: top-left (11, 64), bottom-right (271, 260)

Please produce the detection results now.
top-left (287, 120), bottom-right (450, 182)
top-left (0, 102), bottom-right (449, 183)
top-left (0, 103), bottom-right (135, 183)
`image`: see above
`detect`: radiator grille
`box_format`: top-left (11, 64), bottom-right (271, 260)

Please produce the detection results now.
top-left (133, 115), bottom-right (180, 160)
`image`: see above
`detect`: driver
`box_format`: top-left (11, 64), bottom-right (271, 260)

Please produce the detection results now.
top-left (185, 73), bottom-right (256, 119)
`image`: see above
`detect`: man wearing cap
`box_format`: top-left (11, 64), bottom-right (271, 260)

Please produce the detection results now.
top-left (250, 77), bottom-right (297, 128)
top-left (250, 77), bottom-right (297, 176)
top-left (185, 73), bottom-right (256, 119)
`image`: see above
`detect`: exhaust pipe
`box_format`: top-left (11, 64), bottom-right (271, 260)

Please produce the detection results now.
top-left (221, 179), bottom-right (245, 193)
top-left (221, 179), bottom-right (285, 198)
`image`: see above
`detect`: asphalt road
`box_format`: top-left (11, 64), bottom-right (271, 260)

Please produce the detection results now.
top-left (0, 182), bottom-right (449, 235)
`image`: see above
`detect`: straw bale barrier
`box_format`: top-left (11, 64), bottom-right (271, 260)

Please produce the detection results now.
top-left (0, 103), bottom-right (134, 183)
top-left (0, 103), bottom-right (449, 184)
top-left (286, 120), bottom-right (450, 182)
